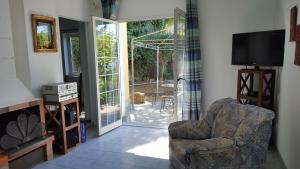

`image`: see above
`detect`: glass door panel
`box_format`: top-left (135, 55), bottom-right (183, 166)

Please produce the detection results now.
top-left (173, 8), bottom-right (186, 121)
top-left (93, 17), bottom-right (122, 135)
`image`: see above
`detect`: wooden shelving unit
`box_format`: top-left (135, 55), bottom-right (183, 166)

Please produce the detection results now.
top-left (237, 69), bottom-right (276, 110)
top-left (44, 98), bottom-right (81, 154)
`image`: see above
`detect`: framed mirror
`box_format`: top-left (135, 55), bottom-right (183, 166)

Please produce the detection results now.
top-left (31, 14), bottom-right (57, 52)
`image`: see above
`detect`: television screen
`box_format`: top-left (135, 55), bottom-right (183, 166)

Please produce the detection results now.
top-left (232, 30), bottom-right (285, 66)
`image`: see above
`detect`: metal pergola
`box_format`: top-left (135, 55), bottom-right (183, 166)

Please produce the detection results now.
top-left (131, 28), bottom-right (177, 108)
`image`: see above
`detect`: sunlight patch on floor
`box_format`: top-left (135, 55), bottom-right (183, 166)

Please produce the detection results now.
top-left (126, 137), bottom-right (169, 160)
top-left (130, 114), bottom-right (136, 121)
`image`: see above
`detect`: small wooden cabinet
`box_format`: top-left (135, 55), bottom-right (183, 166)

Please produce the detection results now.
top-left (0, 155), bottom-right (8, 169)
top-left (44, 98), bottom-right (81, 154)
top-left (237, 69), bottom-right (276, 110)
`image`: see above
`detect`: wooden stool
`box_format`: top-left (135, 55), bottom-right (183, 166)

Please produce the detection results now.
top-left (134, 92), bottom-right (145, 104)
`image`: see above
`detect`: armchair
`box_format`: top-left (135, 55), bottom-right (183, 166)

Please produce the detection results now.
top-left (168, 98), bottom-right (274, 169)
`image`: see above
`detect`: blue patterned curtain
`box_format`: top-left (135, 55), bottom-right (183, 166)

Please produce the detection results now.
top-left (183, 0), bottom-right (203, 120)
top-left (101, 0), bottom-right (120, 20)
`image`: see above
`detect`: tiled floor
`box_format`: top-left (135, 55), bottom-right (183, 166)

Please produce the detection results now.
top-left (33, 126), bottom-right (285, 169)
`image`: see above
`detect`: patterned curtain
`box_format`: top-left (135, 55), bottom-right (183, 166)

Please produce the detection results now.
top-left (183, 0), bottom-right (203, 120)
top-left (101, 0), bottom-right (121, 20)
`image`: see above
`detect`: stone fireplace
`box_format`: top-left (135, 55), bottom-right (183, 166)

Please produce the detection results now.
top-left (0, 105), bottom-right (43, 152)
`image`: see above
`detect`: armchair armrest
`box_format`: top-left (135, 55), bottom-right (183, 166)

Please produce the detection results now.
top-left (186, 137), bottom-right (236, 155)
top-left (168, 120), bottom-right (211, 140)
top-left (181, 138), bottom-right (237, 168)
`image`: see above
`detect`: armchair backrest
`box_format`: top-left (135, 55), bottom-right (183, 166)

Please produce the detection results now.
top-left (203, 98), bottom-right (274, 143)
top-left (203, 98), bottom-right (236, 128)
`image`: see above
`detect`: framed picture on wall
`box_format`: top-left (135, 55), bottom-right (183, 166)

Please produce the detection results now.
top-left (31, 14), bottom-right (57, 52)
top-left (295, 25), bottom-right (300, 65)
top-left (290, 6), bottom-right (298, 42)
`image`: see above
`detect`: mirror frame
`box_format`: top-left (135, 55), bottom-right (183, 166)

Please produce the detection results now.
top-left (31, 14), bottom-right (57, 52)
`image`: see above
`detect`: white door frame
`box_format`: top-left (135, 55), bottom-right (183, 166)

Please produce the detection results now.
top-left (173, 8), bottom-right (186, 121)
top-left (92, 16), bottom-right (123, 135)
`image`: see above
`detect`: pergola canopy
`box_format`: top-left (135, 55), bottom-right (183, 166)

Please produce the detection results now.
top-left (131, 27), bottom-right (185, 109)
top-left (132, 28), bottom-right (181, 51)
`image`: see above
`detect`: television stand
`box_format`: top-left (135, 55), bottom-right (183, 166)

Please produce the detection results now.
top-left (237, 69), bottom-right (275, 110)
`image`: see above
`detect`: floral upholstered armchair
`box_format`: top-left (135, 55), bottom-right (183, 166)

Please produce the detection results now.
top-left (168, 98), bottom-right (274, 169)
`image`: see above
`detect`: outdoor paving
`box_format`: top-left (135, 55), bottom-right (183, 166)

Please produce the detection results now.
top-left (124, 101), bottom-right (177, 128)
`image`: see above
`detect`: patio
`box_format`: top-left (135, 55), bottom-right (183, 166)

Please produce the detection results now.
top-left (124, 100), bottom-right (177, 128)
top-left (124, 82), bottom-right (178, 128)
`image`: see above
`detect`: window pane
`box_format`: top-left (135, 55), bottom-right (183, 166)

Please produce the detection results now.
top-left (100, 93), bottom-right (107, 127)
top-left (111, 58), bottom-right (119, 74)
top-left (107, 92), bottom-right (114, 125)
top-left (106, 75), bottom-right (113, 91)
top-left (70, 36), bottom-right (81, 73)
top-left (100, 93), bottom-right (107, 107)
top-left (114, 91), bottom-right (121, 121)
top-left (112, 74), bottom-right (119, 90)
top-left (99, 76), bottom-right (106, 93)
top-left (105, 58), bottom-right (113, 74)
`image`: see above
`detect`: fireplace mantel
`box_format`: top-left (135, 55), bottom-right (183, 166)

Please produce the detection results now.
top-left (0, 98), bottom-right (54, 169)
top-left (0, 99), bottom-right (45, 124)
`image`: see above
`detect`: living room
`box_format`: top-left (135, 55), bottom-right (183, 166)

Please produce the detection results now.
top-left (0, 0), bottom-right (298, 169)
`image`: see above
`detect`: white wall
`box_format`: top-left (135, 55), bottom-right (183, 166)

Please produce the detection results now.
top-left (274, 0), bottom-right (300, 169)
top-left (0, 0), bottom-right (16, 79)
top-left (0, 0), bottom-right (35, 108)
top-left (197, 0), bottom-right (278, 109)
top-left (10, 0), bottom-right (32, 89)
top-left (118, 0), bottom-right (186, 21)
top-left (197, 0), bottom-right (300, 168)
top-left (21, 0), bottom-right (90, 96)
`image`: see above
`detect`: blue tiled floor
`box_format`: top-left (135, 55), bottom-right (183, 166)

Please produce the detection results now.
top-left (33, 126), bottom-right (286, 169)
top-left (33, 126), bottom-right (170, 169)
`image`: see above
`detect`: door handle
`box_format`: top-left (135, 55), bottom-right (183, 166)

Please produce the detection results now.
top-left (177, 77), bottom-right (185, 82)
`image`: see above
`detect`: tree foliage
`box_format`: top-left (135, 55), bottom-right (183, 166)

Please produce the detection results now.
top-left (127, 18), bottom-right (174, 82)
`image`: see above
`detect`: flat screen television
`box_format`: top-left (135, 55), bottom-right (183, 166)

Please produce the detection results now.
top-left (232, 30), bottom-right (285, 67)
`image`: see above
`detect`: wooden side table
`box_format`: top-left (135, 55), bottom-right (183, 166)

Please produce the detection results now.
top-left (44, 98), bottom-right (81, 154)
top-left (237, 69), bottom-right (275, 110)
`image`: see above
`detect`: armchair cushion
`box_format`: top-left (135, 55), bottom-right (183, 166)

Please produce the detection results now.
top-left (204, 98), bottom-right (236, 127)
top-left (211, 102), bottom-right (249, 138)
top-left (168, 120), bottom-right (210, 140)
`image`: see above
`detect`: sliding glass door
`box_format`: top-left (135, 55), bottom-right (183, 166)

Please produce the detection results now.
top-left (93, 17), bottom-right (122, 135)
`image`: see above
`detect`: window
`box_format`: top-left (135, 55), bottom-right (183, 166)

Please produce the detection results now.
top-left (70, 36), bottom-right (81, 73)
top-left (62, 33), bottom-right (81, 75)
